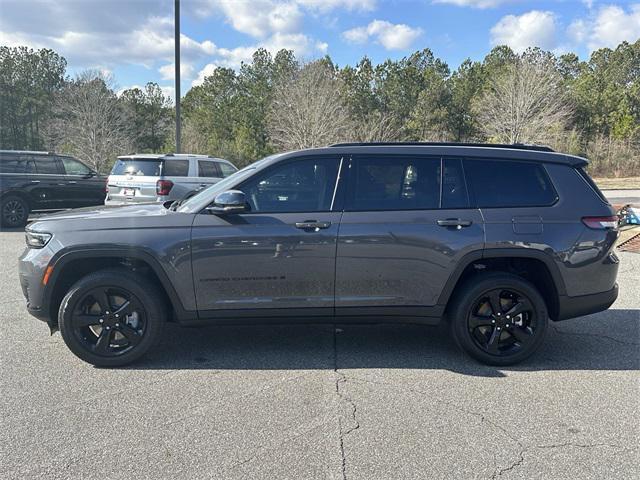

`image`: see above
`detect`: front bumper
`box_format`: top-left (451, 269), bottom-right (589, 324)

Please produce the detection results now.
top-left (18, 244), bottom-right (55, 325)
top-left (555, 283), bottom-right (619, 321)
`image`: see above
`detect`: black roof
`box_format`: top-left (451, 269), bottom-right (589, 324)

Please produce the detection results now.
top-left (314, 142), bottom-right (587, 166)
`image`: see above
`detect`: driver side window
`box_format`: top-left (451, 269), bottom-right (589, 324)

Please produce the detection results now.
top-left (61, 157), bottom-right (91, 175)
top-left (239, 157), bottom-right (340, 213)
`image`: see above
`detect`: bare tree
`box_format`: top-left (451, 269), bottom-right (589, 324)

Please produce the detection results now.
top-left (267, 61), bottom-right (353, 150)
top-left (477, 58), bottom-right (572, 144)
top-left (352, 110), bottom-right (400, 142)
top-left (46, 70), bottom-right (132, 172)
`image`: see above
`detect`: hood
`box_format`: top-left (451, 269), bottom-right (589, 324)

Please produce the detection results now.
top-left (27, 203), bottom-right (172, 229)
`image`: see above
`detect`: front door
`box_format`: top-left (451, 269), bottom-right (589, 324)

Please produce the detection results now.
top-left (335, 156), bottom-right (485, 315)
top-left (59, 156), bottom-right (103, 207)
top-left (191, 155), bottom-right (344, 317)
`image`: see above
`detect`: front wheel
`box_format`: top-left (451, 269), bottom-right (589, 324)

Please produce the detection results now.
top-left (59, 269), bottom-right (167, 367)
top-left (449, 273), bottom-right (548, 366)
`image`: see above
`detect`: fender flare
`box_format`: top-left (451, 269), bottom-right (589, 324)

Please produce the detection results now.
top-left (44, 247), bottom-right (195, 322)
top-left (436, 247), bottom-right (567, 307)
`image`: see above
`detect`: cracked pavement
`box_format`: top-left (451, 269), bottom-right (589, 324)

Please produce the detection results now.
top-left (1, 230), bottom-right (638, 479)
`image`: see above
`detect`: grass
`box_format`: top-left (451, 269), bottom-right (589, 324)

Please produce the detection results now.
top-left (594, 177), bottom-right (640, 189)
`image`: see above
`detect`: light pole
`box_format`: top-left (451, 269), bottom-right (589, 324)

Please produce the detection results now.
top-left (174, 0), bottom-right (181, 153)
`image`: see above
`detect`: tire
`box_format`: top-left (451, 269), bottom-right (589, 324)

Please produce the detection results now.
top-left (1, 195), bottom-right (30, 228)
top-left (59, 269), bottom-right (167, 367)
top-left (449, 272), bottom-right (548, 366)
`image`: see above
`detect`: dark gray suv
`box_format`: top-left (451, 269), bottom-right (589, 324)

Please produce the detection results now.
top-left (18, 143), bottom-right (620, 367)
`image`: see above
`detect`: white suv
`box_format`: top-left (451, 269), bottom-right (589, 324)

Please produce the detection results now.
top-left (105, 153), bottom-right (237, 205)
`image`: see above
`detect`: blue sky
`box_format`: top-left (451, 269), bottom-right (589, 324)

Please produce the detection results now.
top-left (1, 1), bottom-right (638, 100)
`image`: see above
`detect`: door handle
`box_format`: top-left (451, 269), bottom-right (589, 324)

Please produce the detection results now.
top-left (295, 221), bottom-right (331, 230)
top-left (30, 180), bottom-right (40, 184)
top-left (437, 218), bottom-right (472, 228)
top-left (67, 181), bottom-right (77, 184)
top-left (199, 183), bottom-right (208, 187)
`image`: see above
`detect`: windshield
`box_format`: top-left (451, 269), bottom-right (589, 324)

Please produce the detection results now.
top-left (111, 158), bottom-right (162, 176)
top-left (177, 155), bottom-right (279, 213)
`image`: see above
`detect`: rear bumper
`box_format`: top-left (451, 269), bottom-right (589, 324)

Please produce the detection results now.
top-left (555, 283), bottom-right (619, 321)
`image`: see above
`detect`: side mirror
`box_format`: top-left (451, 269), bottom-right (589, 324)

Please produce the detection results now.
top-left (207, 190), bottom-right (247, 214)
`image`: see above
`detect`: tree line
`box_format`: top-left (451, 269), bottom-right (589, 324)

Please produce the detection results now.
top-left (1, 41), bottom-right (638, 176)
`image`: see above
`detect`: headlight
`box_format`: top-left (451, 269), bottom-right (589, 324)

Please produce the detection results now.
top-left (25, 231), bottom-right (52, 248)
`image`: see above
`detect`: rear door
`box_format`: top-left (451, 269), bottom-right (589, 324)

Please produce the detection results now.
top-left (335, 156), bottom-right (485, 316)
top-left (191, 155), bottom-right (344, 315)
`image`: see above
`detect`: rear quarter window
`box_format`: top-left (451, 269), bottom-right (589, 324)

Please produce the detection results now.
top-left (464, 159), bottom-right (558, 208)
top-left (163, 160), bottom-right (190, 177)
top-left (198, 160), bottom-right (221, 178)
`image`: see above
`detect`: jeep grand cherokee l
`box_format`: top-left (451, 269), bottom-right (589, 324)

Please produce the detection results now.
top-left (18, 143), bottom-right (619, 367)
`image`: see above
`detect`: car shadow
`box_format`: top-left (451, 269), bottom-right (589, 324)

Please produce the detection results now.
top-left (126, 308), bottom-right (640, 376)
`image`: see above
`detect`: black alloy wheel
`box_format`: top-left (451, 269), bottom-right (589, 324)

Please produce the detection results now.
top-left (1, 196), bottom-right (29, 227)
top-left (70, 287), bottom-right (146, 357)
top-left (467, 288), bottom-right (537, 356)
top-left (59, 269), bottom-right (166, 367)
top-left (449, 272), bottom-right (548, 366)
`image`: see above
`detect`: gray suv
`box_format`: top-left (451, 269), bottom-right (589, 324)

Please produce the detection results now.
top-left (18, 143), bottom-right (620, 367)
top-left (105, 153), bottom-right (237, 205)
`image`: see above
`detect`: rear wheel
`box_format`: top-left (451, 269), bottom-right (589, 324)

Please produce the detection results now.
top-left (59, 269), bottom-right (166, 367)
top-left (1, 195), bottom-right (29, 227)
top-left (449, 273), bottom-right (548, 366)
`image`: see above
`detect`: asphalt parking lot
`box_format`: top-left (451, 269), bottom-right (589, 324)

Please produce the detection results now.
top-left (0, 229), bottom-right (638, 480)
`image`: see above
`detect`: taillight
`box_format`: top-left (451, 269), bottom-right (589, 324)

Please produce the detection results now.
top-left (156, 179), bottom-right (174, 196)
top-left (582, 216), bottom-right (618, 229)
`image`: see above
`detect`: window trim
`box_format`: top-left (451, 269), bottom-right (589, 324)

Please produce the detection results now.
top-left (231, 155), bottom-right (344, 215)
top-left (463, 157), bottom-right (559, 209)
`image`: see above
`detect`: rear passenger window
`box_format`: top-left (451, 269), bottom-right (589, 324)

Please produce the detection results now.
top-left (219, 162), bottom-right (237, 178)
top-left (464, 159), bottom-right (557, 208)
top-left (198, 161), bottom-right (220, 178)
top-left (442, 159), bottom-right (469, 208)
top-left (163, 160), bottom-right (189, 177)
top-left (348, 156), bottom-right (440, 211)
top-left (33, 157), bottom-right (59, 174)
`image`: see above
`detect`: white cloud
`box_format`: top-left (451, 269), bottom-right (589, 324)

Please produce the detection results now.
top-left (432, 0), bottom-right (512, 8)
top-left (490, 10), bottom-right (558, 53)
top-left (192, 63), bottom-right (218, 87)
top-left (569, 4), bottom-right (640, 51)
top-left (297, 0), bottom-right (376, 12)
top-left (0, 13), bottom-right (215, 71)
top-left (159, 62), bottom-right (196, 82)
top-left (343, 20), bottom-right (423, 50)
top-left (198, 0), bottom-right (303, 38)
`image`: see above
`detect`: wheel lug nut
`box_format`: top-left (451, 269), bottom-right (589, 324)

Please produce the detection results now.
top-left (105, 326), bottom-right (110, 330)
top-left (115, 323), bottom-right (119, 327)
top-left (99, 319), bottom-right (104, 323)
top-left (115, 314), bottom-right (119, 318)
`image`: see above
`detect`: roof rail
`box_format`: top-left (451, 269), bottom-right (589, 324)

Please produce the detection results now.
top-left (328, 142), bottom-right (555, 152)
top-left (0, 149), bottom-right (51, 155)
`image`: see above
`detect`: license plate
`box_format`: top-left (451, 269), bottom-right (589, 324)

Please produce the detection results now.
top-left (122, 188), bottom-right (136, 196)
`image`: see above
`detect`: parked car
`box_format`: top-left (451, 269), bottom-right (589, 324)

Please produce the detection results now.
top-left (105, 153), bottom-right (237, 205)
top-left (19, 142), bottom-right (619, 367)
top-left (0, 150), bottom-right (104, 227)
